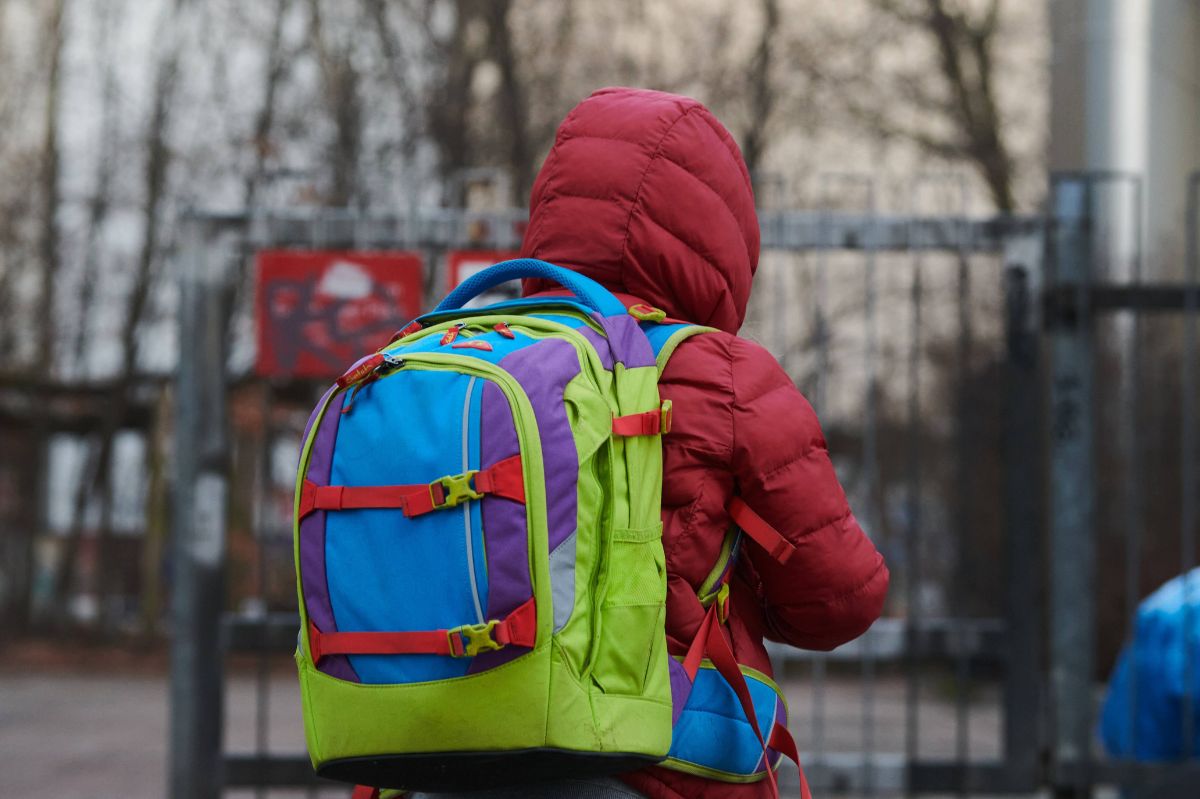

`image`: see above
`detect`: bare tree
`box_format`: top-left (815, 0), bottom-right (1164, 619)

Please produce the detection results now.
top-left (37, 0), bottom-right (65, 371)
top-left (859, 0), bottom-right (1017, 211)
top-left (740, 0), bottom-right (780, 180)
top-left (426, 0), bottom-right (488, 203)
top-left (243, 0), bottom-right (292, 208)
top-left (487, 0), bottom-right (531, 205)
top-left (308, 0), bottom-right (364, 206)
top-left (53, 0), bottom-right (184, 622)
top-left (366, 0), bottom-right (425, 172)
top-left (71, 0), bottom-right (124, 375)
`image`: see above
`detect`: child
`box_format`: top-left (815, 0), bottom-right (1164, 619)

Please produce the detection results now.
top-left (420, 87), bottom-right (889, 799)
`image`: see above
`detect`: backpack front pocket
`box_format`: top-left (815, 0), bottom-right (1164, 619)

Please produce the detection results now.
top-left (296, 361), bottom-right (541, 685)
top-left (591, 522), bottom-right (667, 696)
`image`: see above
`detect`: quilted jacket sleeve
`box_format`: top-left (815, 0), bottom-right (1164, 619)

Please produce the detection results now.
top-left (729, 337), bottom-right (889, 651)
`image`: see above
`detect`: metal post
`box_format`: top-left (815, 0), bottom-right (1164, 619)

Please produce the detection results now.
top-left (1002, 231), bottom-right (1046, 791)
top-left (1181, 172), bottom-right (1200, 761)
top-left (170, 213), bottom-right (232, 799)
top-left (1047, 177), bottom-right (1096, 798)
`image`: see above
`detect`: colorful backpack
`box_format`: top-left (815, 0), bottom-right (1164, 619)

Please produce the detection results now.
top-left (293, 260), bottom-right (808, 798)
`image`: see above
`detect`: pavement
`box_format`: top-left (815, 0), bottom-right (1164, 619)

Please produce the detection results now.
top-left (0, 660), bottom-right (1006, 799)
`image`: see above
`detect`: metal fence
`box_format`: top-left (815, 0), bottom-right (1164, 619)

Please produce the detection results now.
top-left (170, 171), bottom-right (1200, 798)
top-left (1042, 172), bottom-right (1200, 799)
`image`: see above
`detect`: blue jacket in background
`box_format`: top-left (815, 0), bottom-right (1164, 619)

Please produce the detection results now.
top-left (1100, 568), bottom-right (1200, 760)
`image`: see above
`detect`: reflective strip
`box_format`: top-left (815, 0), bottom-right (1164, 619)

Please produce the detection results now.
top-left (548, 531), bottom-right (577, 632)
top-left (463, 377), bottom-right (485, 624)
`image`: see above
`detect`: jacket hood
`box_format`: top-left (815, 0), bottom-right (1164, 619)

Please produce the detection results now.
top-left (519, 87), bottom-right (760, 333)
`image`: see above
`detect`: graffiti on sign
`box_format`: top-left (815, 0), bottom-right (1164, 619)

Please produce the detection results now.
top-left (255, 250), bottom-right (424, 378)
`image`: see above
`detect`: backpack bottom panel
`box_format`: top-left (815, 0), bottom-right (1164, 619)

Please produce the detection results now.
top-left (317, 748), bottom-right (662, 792)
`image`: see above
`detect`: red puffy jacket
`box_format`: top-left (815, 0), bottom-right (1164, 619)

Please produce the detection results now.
top-left (521, 87), bottom-right (889, 799)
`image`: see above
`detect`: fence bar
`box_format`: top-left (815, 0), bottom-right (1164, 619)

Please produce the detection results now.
top-left (948, 176), bottom-right (973, 798)
top-left (1002, 237), bottom-right (1045, 790)
top-left (169, 214), bottom-right (233, 799)
top-left (1047, 176), bottom-right (1097, 798)
top-left (903, 238), bottom-right (924, 798)
top-left (1042, 283), bottom-right (1200, 314)
top-left (254, 390), bottom-right (273, 799)
top-left (1182, 172), bottom-right (1199, 759)
top-left (860, 176), bottom-right (880, 797)
top-left (1122, 178), bottom-right (1145, 760)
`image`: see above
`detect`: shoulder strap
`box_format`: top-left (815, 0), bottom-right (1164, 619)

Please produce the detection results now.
top-left (638, 317), bottom-right (718, 375)
top-left (683, 601), bottom-right (811, 799)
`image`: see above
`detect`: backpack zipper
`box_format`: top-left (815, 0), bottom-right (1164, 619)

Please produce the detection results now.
top-left (461, 376), bottom-right (485, 624)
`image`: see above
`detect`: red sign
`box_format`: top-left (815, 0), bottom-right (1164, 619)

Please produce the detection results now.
top-left (446, 250), bottom-right (520, 307)
top-left (255, 250), bottom-right (424, 379)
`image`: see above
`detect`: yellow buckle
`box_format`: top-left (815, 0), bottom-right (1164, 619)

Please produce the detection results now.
top-left (660, 400), bottom-right (673, 435)
top-left (715, 582), bottom-right (730, 624)
top-left (448, 619), bottom-right (502, 658)
top-left (431, 470), bottom-right (482, 510)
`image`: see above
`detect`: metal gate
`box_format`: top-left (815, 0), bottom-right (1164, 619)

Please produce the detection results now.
top-left (1042, 172), bottom-right (1200, 799)
top-left (168, 172), bottom-right (1197, 798)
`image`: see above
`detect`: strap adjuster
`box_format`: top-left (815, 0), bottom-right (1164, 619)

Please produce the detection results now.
top-left (448, 619), bottom-right (503, 658)
top-left (612, 400), bottom-right (673, 436)
top-left (430, 471), bottom-right (482, 510)
top-left (628, 303), bottom-right (667, 322)
top-left (715, 582), bottom-right (730, 624)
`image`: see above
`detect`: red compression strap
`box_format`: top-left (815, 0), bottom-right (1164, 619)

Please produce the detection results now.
top-left (309, 596), bottom-right (537, 662)
top-left (703, 608), bottom-right (810, 799)
top-left (612, 401), bottom-right (672, 436)
top-left (310, 624), bottom-right (454, 660)
top-left (474, 455), bottom-right (526, 503)
top-left (681, 605), bottom-right (713, 682)
top-left (769, 723), bottom-right (811, 799)
top-left (298, 457), bottom-right (524, 519)
top-left (351, 786), bottom-right (380, 799)
top-left (298, 481), bottom-right (428, 518)
top-left (727, 497), bottom-right (796, 565)
top-left (612, 410), bottom-right (661, 436)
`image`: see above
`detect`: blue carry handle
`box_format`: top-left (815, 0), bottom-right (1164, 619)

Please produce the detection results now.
top-left (435, 258), bottom-right (627, 317)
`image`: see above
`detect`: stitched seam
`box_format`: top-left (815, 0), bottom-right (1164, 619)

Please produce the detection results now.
top-left (637, 207), bottom-right (738, 300)
top-left (787, 508), bottom-right (854, 542)
top-left (735, 380), bottom-right (793, 412)
top-left (757, 443), bottom-right (825, 481)
top-left (727, 335), bottom-right (738, 474)
top-left (545, 191), bottom-right (616, 203)
top-left (655, 152), bottom-right (753, 265)
top-left (556, 132), bottom-right (651, 148)
top-left (666, 479), bottom-right (706, 566)
top-left (693, 110), bottom-right (758, 262)
top-left (620, 106), bottom-right (704, 271)
top-left (773, 557), bottom-right (886, 608)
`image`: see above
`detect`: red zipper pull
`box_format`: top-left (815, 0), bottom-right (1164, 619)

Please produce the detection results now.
top-left (440, 324), bottom-right (464, 346)
top-left (452, 339), bottom-right (494, 352)
top-left (388, 320), bottom-right (423, 345)
top-left (494, 322), bottom-right (516, 339)
top-left (336, 353), bottom-right (385, 388)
